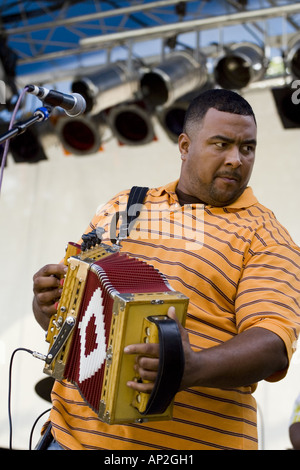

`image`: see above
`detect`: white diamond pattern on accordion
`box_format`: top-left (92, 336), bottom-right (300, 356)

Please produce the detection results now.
top-left (78, 287), bottom-right (107, 383)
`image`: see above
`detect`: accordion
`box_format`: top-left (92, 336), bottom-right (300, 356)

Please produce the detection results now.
top-left (43, 230), bottom-right (189, 424)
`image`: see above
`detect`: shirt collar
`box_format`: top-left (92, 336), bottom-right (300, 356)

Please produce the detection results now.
top-left (150, 180), bottom-right (258, 209)
top-left (223, 186), bottom-right (258, 209)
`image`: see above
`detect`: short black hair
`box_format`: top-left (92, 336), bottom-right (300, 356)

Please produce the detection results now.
top-left (183, 88), bottom-right (256, 134)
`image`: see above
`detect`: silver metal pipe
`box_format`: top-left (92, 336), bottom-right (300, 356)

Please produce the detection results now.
top-left (80, 4), bottom-right (300, 49)
top-left (7, 0), bottom-right (196, 35)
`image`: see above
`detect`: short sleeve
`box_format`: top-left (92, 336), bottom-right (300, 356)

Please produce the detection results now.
top-left (235, 232), bottom-right (300, 381)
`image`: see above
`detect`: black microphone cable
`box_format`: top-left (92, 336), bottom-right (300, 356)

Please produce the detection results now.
top-left (8, 347), bottom-right (47, 450)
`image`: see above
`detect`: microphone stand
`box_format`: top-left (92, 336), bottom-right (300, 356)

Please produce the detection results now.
top-left (0, 105), bottom-right (52, 145)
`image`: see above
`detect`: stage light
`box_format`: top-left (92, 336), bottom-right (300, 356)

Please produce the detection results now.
top-left (107, 103), bottom-right (155, 146)
top-left (0, 120), bottom-right (8, 166)
top-left (271, 85), bottom-right (300, 129)
top-left (214, 42), bottom-right (267, 90)
top-left (35, 377), bottom-right (54, 403)
top-left (71, 61), bottom-right (139, 115)
top-left (0, 37), bottom-right (20, 111)
top-left (155, 83), bottom-right (213, 143)
top-left (55, 114), bottom-right (107, 155)
top-left (156, 101), bottom-right (187, 143)
top-left (286, 36), bottom-right (300, 79)
top-left (9, 126), bottom-right (48, 163)
top-left (140, 51), bottom-right (207, 108)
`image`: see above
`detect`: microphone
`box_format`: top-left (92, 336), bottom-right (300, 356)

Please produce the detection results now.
top-left (26, 84), bottom-right (86, 116)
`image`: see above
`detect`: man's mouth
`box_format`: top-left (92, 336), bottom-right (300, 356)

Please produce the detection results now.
top-left (215, 173), bottom-right (241, 183)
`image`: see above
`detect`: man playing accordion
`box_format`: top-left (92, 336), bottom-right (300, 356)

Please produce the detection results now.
top-left (33, 89), bottom-right (300, 450)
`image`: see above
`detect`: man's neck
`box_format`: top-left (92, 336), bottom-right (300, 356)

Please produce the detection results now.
top-left (175, 187), bottom-right (206, 206)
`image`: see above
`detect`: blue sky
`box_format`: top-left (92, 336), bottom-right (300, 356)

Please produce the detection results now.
top-left (1, 0), bottom-right (299, 78)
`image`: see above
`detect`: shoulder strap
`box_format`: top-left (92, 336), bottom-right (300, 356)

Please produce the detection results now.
top-left (110, 186), bottom-right (149, 244)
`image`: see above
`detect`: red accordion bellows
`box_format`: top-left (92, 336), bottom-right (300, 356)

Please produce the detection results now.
top-left (64, 252), bottom-right (171, 413)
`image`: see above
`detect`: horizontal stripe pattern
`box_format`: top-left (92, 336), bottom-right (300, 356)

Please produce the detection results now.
top-left (50, 182), bottom-right (300, 450)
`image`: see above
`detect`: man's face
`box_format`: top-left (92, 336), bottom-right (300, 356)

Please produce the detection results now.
top-left (178, 108), bottom-right (257, 206)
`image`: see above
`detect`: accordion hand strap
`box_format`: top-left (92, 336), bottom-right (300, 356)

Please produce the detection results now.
top-left (142, 316), bottom-right (185, 415)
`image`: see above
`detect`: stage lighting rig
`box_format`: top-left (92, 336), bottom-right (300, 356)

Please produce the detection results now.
top-left (140, 51), bottom-right (207, 108)
top-left (71, 61), bottom-right (140, 116)
top-left (107, 102), bottom-right (155, 146)
top-left (55, 114), bottom-right (107, 155)
top-left (214, 42), bottom-right (267, 90)
top-left (286, 35), bottom-right (300, 80)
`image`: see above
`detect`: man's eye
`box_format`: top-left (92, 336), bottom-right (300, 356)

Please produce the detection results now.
top-left (241, 145), bottom-right (254, 154)
top-left (215, 142), bottom-right (227, 148)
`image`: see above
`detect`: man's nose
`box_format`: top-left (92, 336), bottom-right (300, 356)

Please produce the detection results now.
top-left (224, 147), bottom-right (242, 167)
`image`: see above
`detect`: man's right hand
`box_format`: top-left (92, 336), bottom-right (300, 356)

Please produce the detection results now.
top-left (33, 264), bottom-right (68, 330)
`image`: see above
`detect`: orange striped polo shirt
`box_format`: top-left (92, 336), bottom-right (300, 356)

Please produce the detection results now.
top-left (48, 180), bottom-right (300, 450)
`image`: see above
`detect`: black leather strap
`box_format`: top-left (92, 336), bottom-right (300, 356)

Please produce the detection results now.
top-left (142, 315), bottom-right (185, 416)
top-left (108, 187), bottom-right (185, 414)
top-left (110, 186), bottom-right (149, 244)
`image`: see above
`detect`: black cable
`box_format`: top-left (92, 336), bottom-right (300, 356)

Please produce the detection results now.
top-left (29, 408), bottom-right (51, 450)
top-left (8, 347), bottom-right (46, 450)
top-left (8, 347), bottom-right (33, 449)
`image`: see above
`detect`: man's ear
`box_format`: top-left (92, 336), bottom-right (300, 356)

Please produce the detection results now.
top-left (178, 133), bottom-right (190, 161)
